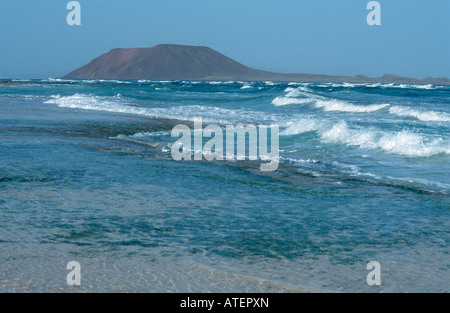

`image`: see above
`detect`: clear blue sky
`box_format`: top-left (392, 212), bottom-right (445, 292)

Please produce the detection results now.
top-left (0, 0), bottom-right (449, 79)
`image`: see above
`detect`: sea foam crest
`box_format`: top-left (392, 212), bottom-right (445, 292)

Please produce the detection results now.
top-left (280, 119), bottom-right (321, 135)
top-left (273, 86), bottom-right (389, 113)
top-left (315, 100), bottom-right (390, 113)
top-left (272, 86), bottom-right (316, 106)
top-left (272, 97), bottom-right (314, 106)
top-left (389, 106), bottom-right (450, 122)
top-left (321, 121), bottom-right (449, 157)
top-left (44, 94), bottom-right (271, 124)
top-left (281, 118), bottom-right (449, 157)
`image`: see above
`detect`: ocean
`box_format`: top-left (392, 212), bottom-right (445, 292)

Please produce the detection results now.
top-left (0, 79), bottom-right (448, 292)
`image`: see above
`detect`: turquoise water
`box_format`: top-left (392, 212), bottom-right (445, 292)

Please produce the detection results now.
top-left (0, 79), bottom-right (449, 292)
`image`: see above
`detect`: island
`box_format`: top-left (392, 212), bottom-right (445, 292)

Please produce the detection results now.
top-left (64, 44), bottom-right (450, 85)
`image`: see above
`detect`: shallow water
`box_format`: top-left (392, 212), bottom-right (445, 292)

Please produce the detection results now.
top-left (0, 79), bottom-right (449, 292)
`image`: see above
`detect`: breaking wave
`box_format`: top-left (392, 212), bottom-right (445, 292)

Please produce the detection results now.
top-left (321, 121), bottom-right (449, 157)
top-left (271, 86), bottom-right (317, 106)
top-left (315, 100), bottom-right (390, 113)
top-left (281, 119), bottom-right (449, 157)
top-left (272, 97), bottom-right (314, 106)
top-left (280, 119), bottom-right (321, 135)
top-left (44, 94), bottom-right (270, 125)
top-left (44, 91), bottom-right (450, 158)
top-left (389, 106), bottom-right (450, 122)
top-left (272, 86), bottom-right (390, 113)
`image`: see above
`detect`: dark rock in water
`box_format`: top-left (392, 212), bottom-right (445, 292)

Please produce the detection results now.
top-left (63, 44), bottom-right (450, 85)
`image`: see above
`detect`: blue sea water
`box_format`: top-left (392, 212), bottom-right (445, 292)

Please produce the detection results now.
top-left (0, 79), bottom-right (449, 292)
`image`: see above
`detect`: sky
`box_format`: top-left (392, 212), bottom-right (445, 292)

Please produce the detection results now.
top-left (0, 0), bottom-right (449, 79)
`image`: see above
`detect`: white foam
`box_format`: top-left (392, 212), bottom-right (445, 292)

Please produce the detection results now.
top-left (46, 78), bottom-right (64, 82)
top-left (126, 131), bottom-right (172, 138)
top-left (45, 94), bottom-right (450, 158)
top-left (321, 121), bottom-right (450, 157)
top-left (389, 106), bottom-right (450, 122)
top-left (366, 83), bottom-right (382, 88)
top-left (272, 86), bottom-right (318, 106)
top-left (44, 94), bottom-right (271, 125)
top-left (280, 119), bottom-right (322, 136)
top-left (282, 157), bottom-right (318, 164)
top-left (272, 97), bottom-right (313, 106)
top-left (411, 84), bottom-right (435, 90)
top-left (388, 84), bottom-right (436, 90)
top-left (342, 83), bottom-right (366, 88)
top-left (315, 100), bottom-right (390, 113)
top-left (98, 79), bottom-right (131, 84)
top-left (283, 87), bottom-right (296, 93)
top-left (275, 86), bottom-right (389, 113)
top-left (284, 85), bottom-right (312, 96)
top-left (284, 88), bottom-right (303, 98)
top-left (278, 116), bottom-right (450, 157)
top-left (403, 84), bottom-right (436, 90)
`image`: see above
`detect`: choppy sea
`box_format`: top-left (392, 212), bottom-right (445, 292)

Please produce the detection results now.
top-left (0, 79), bottom-right (448, 292)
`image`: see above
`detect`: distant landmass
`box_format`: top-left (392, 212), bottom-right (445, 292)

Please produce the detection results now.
top-left (64, 44), bottom-right (450, 85)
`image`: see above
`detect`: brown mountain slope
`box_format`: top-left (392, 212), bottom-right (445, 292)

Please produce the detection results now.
top-left (64, 44), bottom-right (273, 80)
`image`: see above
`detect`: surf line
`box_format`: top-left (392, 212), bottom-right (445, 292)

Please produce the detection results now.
top-left (171, 117), bottom-right (279, 171)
